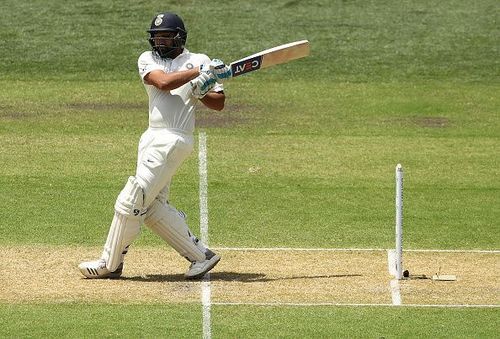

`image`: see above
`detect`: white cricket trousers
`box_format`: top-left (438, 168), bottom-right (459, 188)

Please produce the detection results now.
top-left (136, 127), bottom-right (194, 206)
top-left (101, 127), bottom-right (199, 271)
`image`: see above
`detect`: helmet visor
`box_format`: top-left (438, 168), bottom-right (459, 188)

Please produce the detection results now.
top-left (149, 32), bottom-right (183, 58)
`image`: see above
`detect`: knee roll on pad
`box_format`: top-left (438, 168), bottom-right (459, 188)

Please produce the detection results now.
top-left (115, 176), bottom-right (145, 218)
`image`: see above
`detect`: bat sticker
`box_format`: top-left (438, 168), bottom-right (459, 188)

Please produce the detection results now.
top-left (230, 55), bottom-right (263, 77)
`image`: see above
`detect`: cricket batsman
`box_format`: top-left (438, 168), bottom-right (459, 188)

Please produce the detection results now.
top-left (79, 12), bottom-right (230, 279)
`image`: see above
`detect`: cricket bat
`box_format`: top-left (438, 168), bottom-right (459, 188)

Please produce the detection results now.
top-left (229, 40), bottom-right (310, 78)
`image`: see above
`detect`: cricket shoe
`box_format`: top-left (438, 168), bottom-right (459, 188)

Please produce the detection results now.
top-left (185, 249), bottom-right (221, 279)
top-left (78, 259), bottom-right (123, 279)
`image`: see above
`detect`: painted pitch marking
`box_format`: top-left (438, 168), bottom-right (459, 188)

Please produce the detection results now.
top-left (199, 132), bottom-right (212, 339)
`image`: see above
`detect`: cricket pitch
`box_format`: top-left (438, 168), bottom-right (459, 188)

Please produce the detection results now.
top-left (0, 246), bottom-right (498, 306)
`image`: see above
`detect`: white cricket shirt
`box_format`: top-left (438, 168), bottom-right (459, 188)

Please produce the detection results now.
top-left (138, 49), bottom-right (223, 134)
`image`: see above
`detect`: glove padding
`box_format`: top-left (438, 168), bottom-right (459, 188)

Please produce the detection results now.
top-left (201, 59), bottom-right (231, 83)
top-left (190, 72), bottom-right (217, 99)
top-left (210, 59), bottom-right (231, 83)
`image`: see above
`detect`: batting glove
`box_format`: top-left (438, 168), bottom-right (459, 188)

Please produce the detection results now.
top-left (190, 72), bottom-right (217, 99)
top-left (211, 59), bottom-right (231, 82)
top-left (202, 59), bottom-right (231, 83)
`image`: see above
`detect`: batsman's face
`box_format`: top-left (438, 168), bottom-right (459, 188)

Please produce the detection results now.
top-left (153, 32), bottom-right (177, 47)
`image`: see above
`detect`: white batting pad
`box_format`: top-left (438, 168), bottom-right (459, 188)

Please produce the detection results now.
top-left (102, 212), bottom-right (141, 271)
top-left (144, 199), bottom-right (206, 262)
top-left (101, 176), bottom-right (145, 271)
top-left (115, 176), bottom-right (146, 217)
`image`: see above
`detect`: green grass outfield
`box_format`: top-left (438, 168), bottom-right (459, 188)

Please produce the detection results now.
top-left (0, 0), bottom-right (498, 337)
top-left (0, 304), bottom-right (498, 338)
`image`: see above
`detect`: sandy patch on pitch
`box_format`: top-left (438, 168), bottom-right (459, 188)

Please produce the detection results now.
top-left (210, 250), bottom-right (391, 304)
top-left (399, 252), bottom-right (499, 305)
top-left (0, 246), bottom-right (498, 305)
top-left (0, 246), bottom-right (200, 304)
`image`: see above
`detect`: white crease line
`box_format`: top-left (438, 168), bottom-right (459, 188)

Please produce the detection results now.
top-left (199, 132), bottom-right (211, 339)
top-left (387, 249), bottom-right (402, 305)
top-left (213, 247), bottom-right (500, 253)
top-left (201, 277), bottom-right (212, 339)
top-left (199, 132), bottom-right (209, 245)
top-left (404, 249), bottom-right (500, 253)
top-left (387, 249), bottom-right (397, 276)
top-left (390, 279), bottom-right (402, 306)
top-left (212, 302), bottom-right (499, 308)
top-left (214, 247), bottom-right (387, 252)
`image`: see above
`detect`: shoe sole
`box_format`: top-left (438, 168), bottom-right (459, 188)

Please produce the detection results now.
top-left (185, 255), bottom-right (221, 280)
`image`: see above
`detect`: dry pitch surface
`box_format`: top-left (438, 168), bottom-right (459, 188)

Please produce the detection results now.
top-left (0, 245), bottom-right (498, 306)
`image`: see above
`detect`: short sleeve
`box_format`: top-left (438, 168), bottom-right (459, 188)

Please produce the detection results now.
top-left (138, 51), bottom-right (163, 80)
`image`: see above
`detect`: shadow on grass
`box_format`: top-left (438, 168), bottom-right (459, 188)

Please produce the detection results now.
top-left (121, 272), bottom-right (362, 283)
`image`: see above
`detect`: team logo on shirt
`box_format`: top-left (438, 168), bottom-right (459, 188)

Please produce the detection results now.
top-left (154, 14), bottom-right (164, 26)
top-left (186, 63), bottom-right (194, 69)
